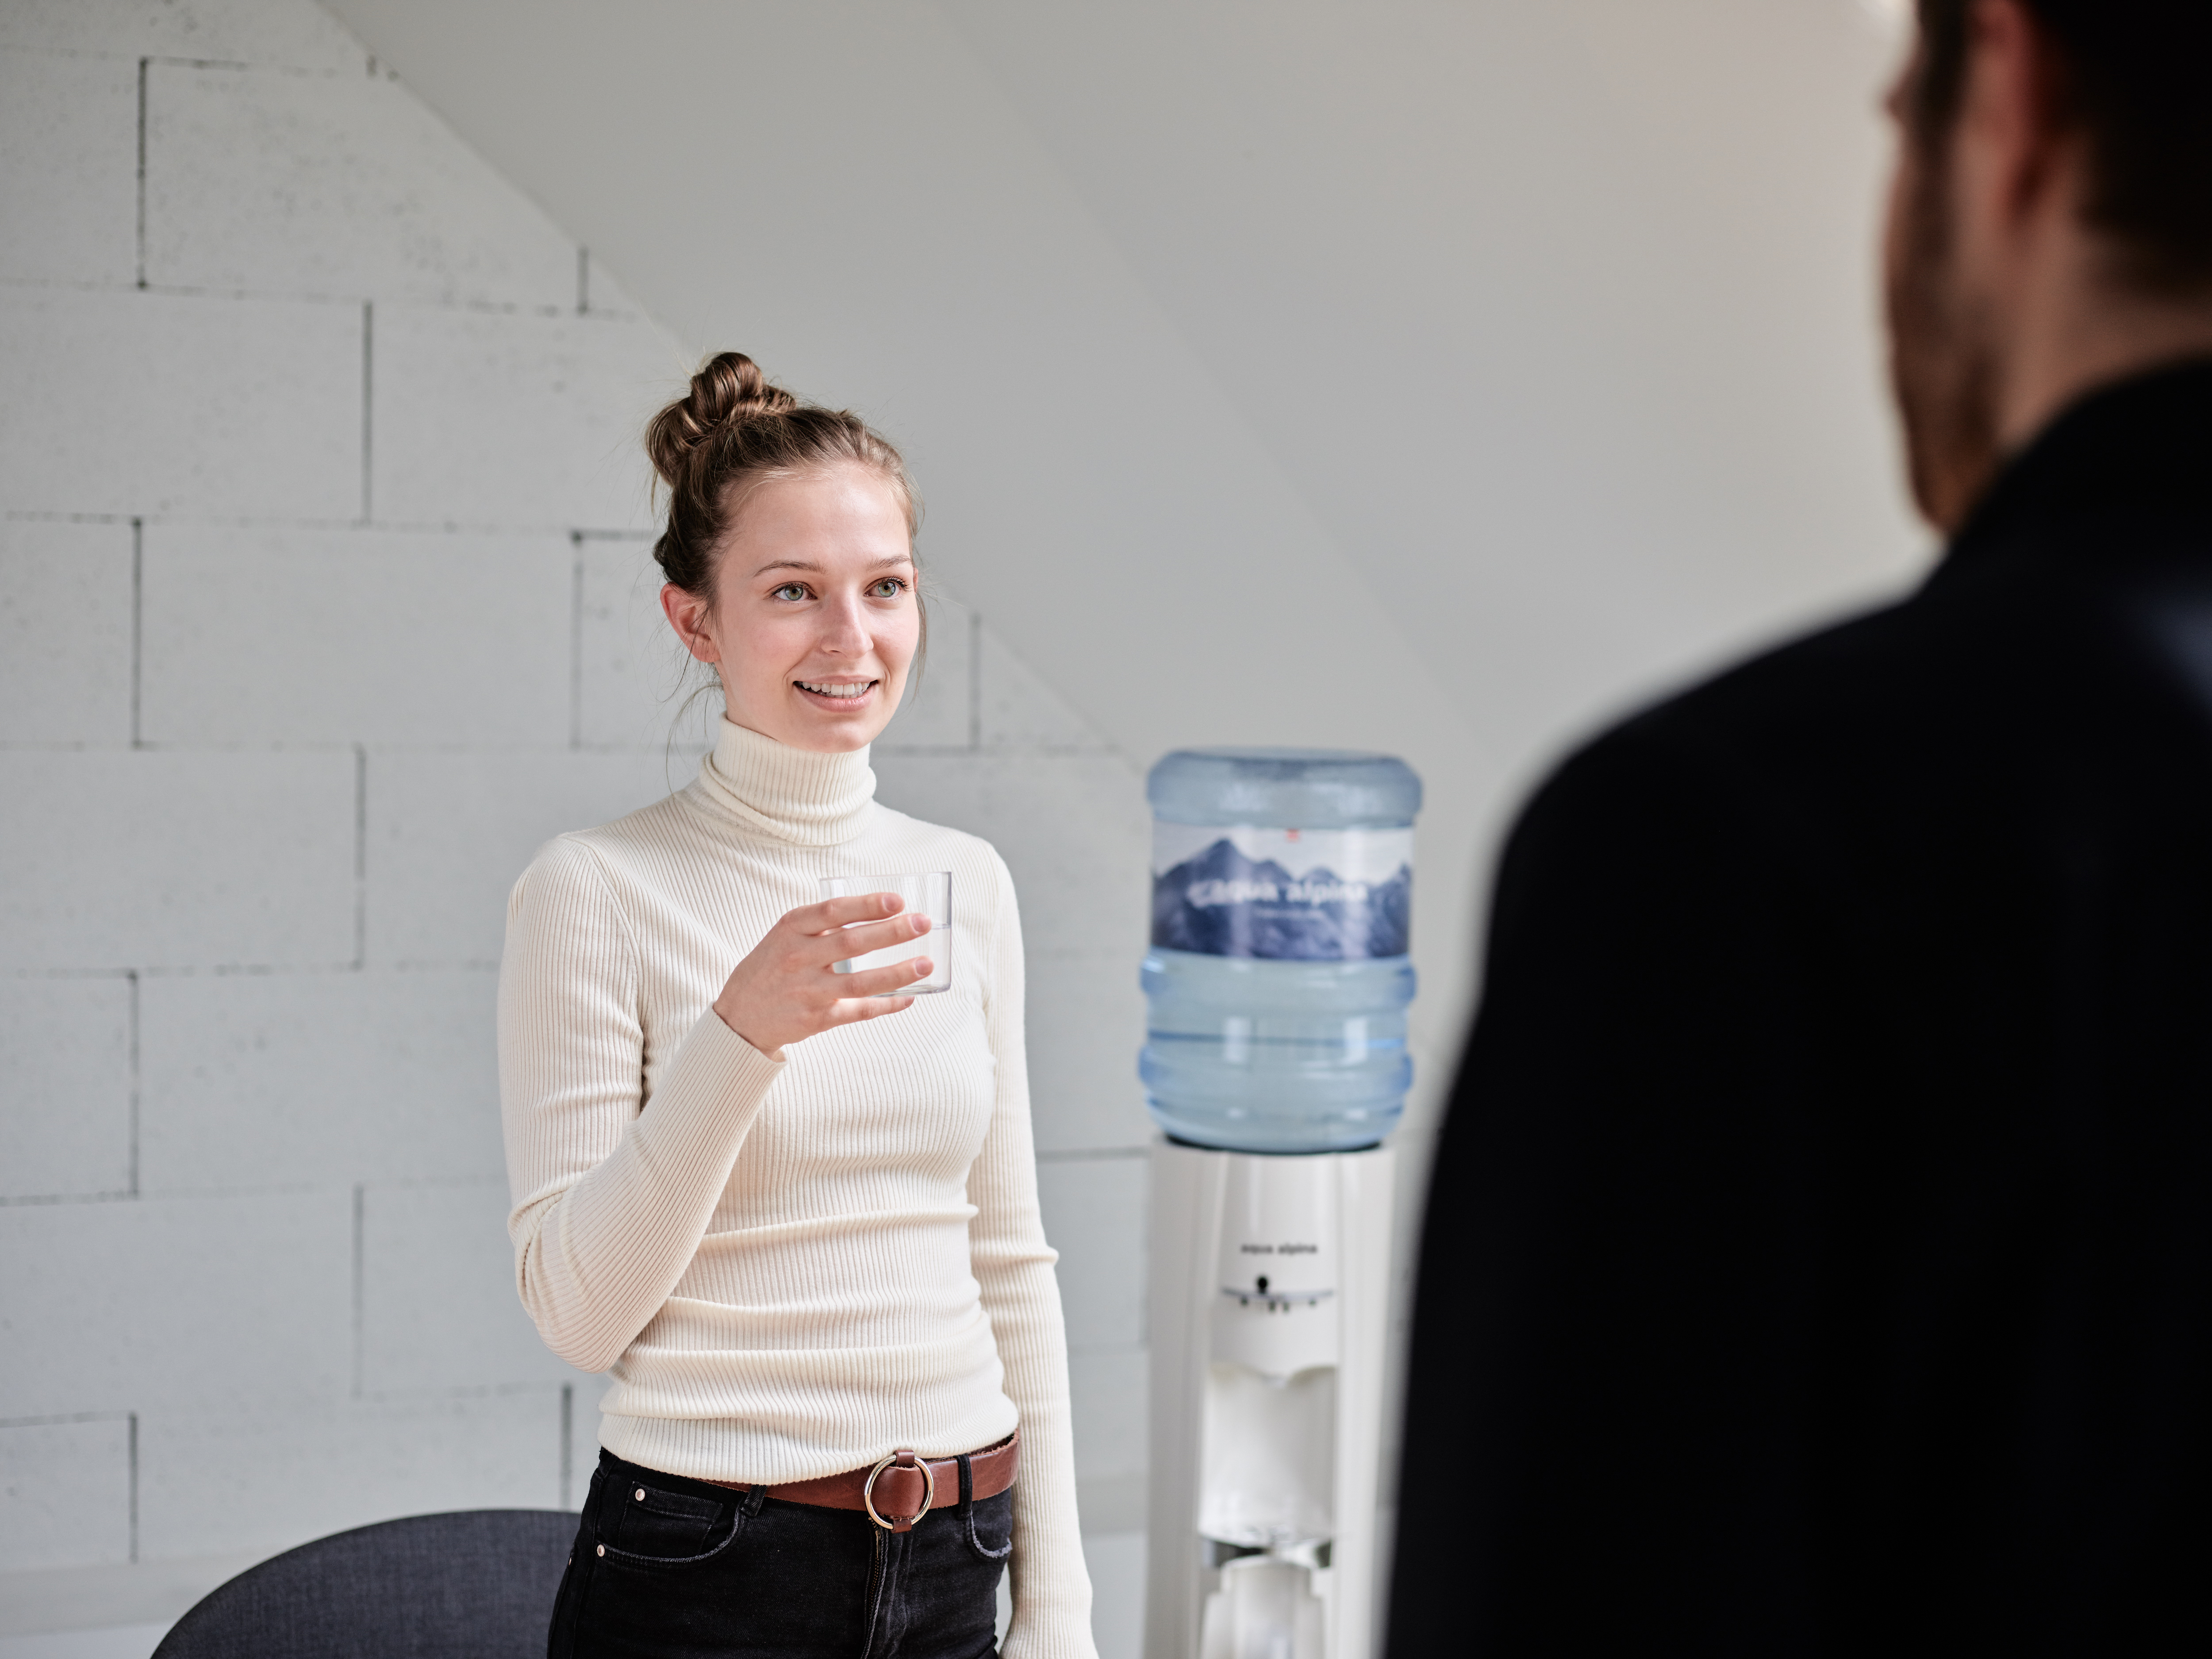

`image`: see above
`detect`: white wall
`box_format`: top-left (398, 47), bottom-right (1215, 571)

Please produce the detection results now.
top-left (0, 3), bottom-right (1150, 1646)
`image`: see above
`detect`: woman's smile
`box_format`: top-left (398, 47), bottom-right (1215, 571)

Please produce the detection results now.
top-left (794, 677), bottom-right (878, 706)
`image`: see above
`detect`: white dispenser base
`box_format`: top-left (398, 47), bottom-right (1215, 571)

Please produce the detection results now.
top-left (1145, 1140), bottom-right (1395, 1659)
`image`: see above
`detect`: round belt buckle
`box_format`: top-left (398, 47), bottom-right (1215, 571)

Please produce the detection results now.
top-left (862, 1451), bottom-right (935, 1531)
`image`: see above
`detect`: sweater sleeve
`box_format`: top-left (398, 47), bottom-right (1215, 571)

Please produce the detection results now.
top-left (967, 851), bottom-right (1098, 1659)
top-left (498, 834), bottom-right (786, 1374)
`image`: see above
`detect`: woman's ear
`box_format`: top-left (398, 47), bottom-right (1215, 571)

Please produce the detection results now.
top-left (660, 583), bottom-right (720, 664)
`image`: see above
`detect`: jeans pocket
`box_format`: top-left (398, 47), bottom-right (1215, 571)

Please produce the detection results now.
top-left (595, 1475), bottom-right (746, 1570)
top-left (964, 1488), bottom-right (1014, 1562)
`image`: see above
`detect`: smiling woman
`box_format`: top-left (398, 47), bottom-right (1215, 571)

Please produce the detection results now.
top-left (497, 354), bottom-right (1097, 1659)
top-left (646, 352), bottom-right (928, 750)
top-left (662, 460), bottom-right (919, 741)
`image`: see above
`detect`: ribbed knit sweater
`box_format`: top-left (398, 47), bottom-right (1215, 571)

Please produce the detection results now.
top-left (498, 718), bottom-right (1093, 1657)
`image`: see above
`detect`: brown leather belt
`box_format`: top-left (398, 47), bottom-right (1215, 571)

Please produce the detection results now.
top-left (705, 1429), bottom-right (1018, 1535)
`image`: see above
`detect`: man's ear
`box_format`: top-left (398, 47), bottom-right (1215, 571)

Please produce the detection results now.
top-left (660, 582), bottom-right (720, 664)
top-left (1966, 0), bottom-right (2077, 226)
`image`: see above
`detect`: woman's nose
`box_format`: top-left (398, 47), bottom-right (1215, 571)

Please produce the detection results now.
top-left (818, 598), bottom-right (872, 652)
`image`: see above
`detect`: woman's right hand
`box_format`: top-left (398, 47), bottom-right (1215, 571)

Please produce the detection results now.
top-left (712, 893), bottom-right (933, 1057)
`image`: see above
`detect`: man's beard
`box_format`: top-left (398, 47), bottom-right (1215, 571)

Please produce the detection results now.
top-left (1886, 123), bottom-right (2005, 534)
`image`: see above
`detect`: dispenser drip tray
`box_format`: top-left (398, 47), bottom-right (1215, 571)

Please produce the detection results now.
top-left (1200, 1555), bottom-right (1328, 1659)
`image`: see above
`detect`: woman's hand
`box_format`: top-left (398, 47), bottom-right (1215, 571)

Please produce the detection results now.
top-left (713, 893), bottom-right (933, 1057)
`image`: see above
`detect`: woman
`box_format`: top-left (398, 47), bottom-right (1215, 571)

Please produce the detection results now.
top-left (500, 352), bottom-right (1094, 1659)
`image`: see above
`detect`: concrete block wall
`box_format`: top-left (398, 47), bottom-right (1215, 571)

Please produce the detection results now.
top-left (0, 0), bottom-right (1152, 1638)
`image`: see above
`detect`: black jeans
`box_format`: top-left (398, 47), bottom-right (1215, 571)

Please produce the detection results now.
top-left (549, 1450), bottom-right (1010, 1659)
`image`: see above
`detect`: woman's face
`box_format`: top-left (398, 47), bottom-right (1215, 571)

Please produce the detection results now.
top-left (661, 463), bottom-right (919, 754)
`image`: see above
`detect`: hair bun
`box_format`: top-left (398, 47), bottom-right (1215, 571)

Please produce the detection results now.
top-left (646, 351), bottom-right (799, 484)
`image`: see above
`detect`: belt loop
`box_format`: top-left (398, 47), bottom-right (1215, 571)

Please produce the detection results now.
top-left (957, 1452), bottom-right (974, 1514)
top-left (741, 1483), bottom-right (768, 1519)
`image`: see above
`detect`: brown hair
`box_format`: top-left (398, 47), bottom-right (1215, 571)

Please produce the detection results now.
top-left (645, 351), bottom-right (921, 607)
top-left (1912, 0), bottom-right (2212, 294)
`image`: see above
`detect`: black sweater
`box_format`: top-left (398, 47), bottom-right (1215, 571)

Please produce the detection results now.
top-left (1389, 361), bottom-right (2212, 1655)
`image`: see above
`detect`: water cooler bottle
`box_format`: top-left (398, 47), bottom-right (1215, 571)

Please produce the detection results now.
top-left (1140, 749), bottom-right (1421, 1659)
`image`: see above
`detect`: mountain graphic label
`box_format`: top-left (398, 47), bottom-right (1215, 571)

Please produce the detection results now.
top-left (1151, 825), bottom-right (1413, 960)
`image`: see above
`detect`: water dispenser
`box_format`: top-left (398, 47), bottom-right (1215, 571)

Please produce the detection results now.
top-left (1142, 748), bottom-right (1421, 1659)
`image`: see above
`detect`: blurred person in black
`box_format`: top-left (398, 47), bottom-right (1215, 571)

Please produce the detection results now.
top-left (1388, 1), bottom-right (2212, 1652)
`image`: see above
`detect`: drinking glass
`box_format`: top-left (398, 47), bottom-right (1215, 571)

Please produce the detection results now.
top-left (819, 871), bottom-right (952, 995)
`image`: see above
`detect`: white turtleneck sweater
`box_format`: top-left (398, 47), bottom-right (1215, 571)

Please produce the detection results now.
top-left (499, 719), bottom-right (1093, 1657)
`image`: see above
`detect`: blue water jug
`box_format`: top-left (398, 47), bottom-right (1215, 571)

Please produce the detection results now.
top-left (1140, 748), bottom-right (1421, 1154)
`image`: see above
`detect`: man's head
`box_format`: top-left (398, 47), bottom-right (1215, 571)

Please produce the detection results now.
top-left (1884, 0), bottom-right (2212, 532)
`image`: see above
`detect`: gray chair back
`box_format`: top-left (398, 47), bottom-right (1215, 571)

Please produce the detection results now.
top-left (153, 1509), bottom-right (575, 1659)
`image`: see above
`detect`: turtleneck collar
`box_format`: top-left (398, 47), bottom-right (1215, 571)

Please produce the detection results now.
top-left (692, 718), bottom-right (877, 847)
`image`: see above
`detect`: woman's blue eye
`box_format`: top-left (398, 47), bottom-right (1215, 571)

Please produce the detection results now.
top-left (774, 583), bottom-right (808, 601)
